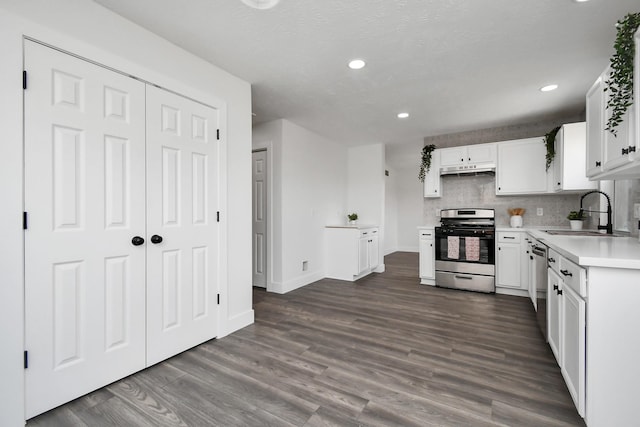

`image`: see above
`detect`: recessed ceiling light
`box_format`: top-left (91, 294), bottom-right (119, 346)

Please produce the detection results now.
top-left (348, 59), bottom-right (366, 70)
top-left (540, 84), bottom-right (558, 92)
top-left (573, 0), bottom-right (589, 3)
top-left (397, 112), bottom-right (410, 119)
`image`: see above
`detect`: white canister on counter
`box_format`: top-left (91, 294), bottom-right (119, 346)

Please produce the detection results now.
top-left (510, 215), bottom-right (523, 228)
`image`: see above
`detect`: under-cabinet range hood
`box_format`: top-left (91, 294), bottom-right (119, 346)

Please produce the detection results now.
top-left (440, 163), bottom-right (496, 176)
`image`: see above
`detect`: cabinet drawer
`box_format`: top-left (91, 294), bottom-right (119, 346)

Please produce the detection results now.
top-left (548, 248), bottom-right (560, 274)
top-left (419, 230), bottom-right (434, 239)
top-left (498, 232), bottom-right (521, 243)
top-left (559, 257), bottom-right (587, 297)
top-left (360, 228), bottom-right (378, 238)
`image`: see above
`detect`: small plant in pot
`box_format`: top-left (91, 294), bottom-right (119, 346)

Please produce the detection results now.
top-left (567, 211), bottom-right (587, 231)
top-left (347, 213), bottom-right (358, 225)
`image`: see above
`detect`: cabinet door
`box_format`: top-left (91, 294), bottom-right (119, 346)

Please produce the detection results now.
top-left (423, 150), bottom-right (441, 198)
top-left (547, 268), bottom-right (562, 364)
top-left (586, 75), bottom-right (605, 177)
top-left (497, 243), bottom-right (521, 288)
top-left (24, 40), bottom-right (147, 418)
top-left (603, 102), bottom-right (634, 171)
top-left (419, 236), bottom-right (434, 279)
top-left (561, 284), bottom-right (586, 417)
top-left (368, 235), bottom-right (379, 271)
top-left (439, 146), bottom-right (467, 167)
top-left (468, 143), bottom-right (496, 164)
top-left (496, 138), bottom-right (548, 194)
top-left (358, 236), bottom-right (369, 274)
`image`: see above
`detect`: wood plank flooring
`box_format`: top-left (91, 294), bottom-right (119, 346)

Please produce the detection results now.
top-left (28, 252), bottom-right (585, 426)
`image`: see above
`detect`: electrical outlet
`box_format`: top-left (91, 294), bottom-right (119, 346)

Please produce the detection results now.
top-left (634, 203), bottom-right (640, 219)
top-left (536, 208), bottom-right (543, 216)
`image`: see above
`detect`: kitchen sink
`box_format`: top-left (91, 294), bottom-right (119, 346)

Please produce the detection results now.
top-left (544, 230), bottom-right (620, 237)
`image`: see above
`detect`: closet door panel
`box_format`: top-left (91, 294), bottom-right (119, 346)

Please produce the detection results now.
top-left (24, 40), bottom-right (146, 419)
top-left (146, 86), bottom-right (219, 366)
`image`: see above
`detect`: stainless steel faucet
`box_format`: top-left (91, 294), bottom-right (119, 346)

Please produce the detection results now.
top-left (579, 190), bottom-right (613, 234)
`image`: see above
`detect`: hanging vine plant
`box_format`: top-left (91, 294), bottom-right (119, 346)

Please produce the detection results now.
top-left (418, 144), bottom-right (437, 183)
top-left (543, 126), bottom-right (561, 171)
top-left (604, 12), bottom-right (640, 136)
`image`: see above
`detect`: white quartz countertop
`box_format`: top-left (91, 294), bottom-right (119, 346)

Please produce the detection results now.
top-left (326, 224), bottom-right (378, 229)
top-left (527, 229), bottom-right (640, 270)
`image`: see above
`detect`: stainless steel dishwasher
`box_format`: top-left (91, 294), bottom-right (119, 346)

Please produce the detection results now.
top-left (532, 243), bottom-right (548, 340)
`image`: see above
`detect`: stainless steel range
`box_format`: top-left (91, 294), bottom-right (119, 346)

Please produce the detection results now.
top-left (435, 208), bottom-right (496, 293)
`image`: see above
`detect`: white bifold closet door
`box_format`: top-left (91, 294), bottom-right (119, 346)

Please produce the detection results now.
top-left (145, 86), bottom-right (219, 366)
top-left (24, 40), bottom-right (219, 418)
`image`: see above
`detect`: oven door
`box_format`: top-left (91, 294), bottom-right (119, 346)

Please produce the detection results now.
top-left (435, 227), bottom-right (495, 276)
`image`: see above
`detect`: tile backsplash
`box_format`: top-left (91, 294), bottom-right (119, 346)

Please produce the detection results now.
top-left (423, 174), bottom-right (582, 228)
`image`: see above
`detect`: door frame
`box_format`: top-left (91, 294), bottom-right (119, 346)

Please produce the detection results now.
top-left (251, 143), bottom-right (273, 292)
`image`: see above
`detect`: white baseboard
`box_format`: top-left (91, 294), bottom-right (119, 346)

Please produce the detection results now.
top-left (384, 247), bottom-right (398, 256)
top-left (374, 264), bottom-right (385, 273)
top-left (397, 246), bottom-right (419, 253)
top-left (269, 270), bottom-right (324, 294)
top-left (495, 287), bottom-right (528, 298)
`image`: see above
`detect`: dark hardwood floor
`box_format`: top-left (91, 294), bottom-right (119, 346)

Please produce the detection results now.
top-left (28, 252), bottom-right (585, 426)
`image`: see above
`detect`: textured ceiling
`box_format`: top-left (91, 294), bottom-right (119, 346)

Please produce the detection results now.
top-left (93, 0), bottom-right (637, 148)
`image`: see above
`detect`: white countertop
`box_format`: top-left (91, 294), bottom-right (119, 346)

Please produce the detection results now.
top-left (527, 229), bottom-right (640, 270)
top-left (326, 224), bottom-right (378, 229)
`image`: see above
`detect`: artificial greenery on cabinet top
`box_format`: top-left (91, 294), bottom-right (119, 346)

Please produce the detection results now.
top-left (418, 144), bottom-right (436, 183)
top-left (605, 12), bottom-right (640, 136)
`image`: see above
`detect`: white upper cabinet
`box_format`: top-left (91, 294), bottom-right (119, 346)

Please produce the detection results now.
top-left (586, 30), bottom-right (640, 180)
top-left (496, 137), bottom-right (549, 195)
top-left (585, 73), bottom-right (605, 177)
top-left (439, 143), bottom-right (496, 168)
top-left (423, 150), bottom-right (441, 198)
top-left (552, 122), bottom-right (597, 192)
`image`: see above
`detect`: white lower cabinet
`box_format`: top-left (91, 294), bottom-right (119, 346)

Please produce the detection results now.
top-left (326, 227), bottom-right (380, 281)
top-left (547, 249), bottom-right (586, 418)
top-left (496, 231), bottom-right (529, 295)
top-left (418, 228), bottom-right (435, 285)
top-left (560, 283), bottom-right (586, 418)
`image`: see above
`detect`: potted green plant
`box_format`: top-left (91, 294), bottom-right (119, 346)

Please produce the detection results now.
top-left (347, 213), bottom-right (358, 225)
top-left (567, 210), bottom-right (587, 231)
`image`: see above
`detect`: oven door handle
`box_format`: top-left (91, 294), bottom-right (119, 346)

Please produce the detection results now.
top-left (454, 275), bottom-right (474, 280)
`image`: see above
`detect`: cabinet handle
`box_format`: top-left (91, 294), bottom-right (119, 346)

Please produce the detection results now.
top-left (595, 161), bottom-right (601, 167)
top-left (622, 147), bottom-right (629, 155)
top-left (553, 284), bottom-right (558, 291)
top-left (150, 234), bottom-right (163, 244)
top-left (460, 158), bottom-right (464, 162)
top-left (468, 157), bottom-right (471, 161)
top-left (455, 275), bottom-right (473, 280)
top-left (560, 269), bottom-right (572, 277)
top-left (548, 257), bottom-right (556, 263)
top-left (503, 236), bottom-right (516, 240)
top-left (530, 255), bottom-right (533, 260)
top-left (430, 244), bottom-right (433, 247)
top-left (557, 289), bottom-right (563, 296)
top-left (557, 182), bottom-right (561, 186)
top-left (630, 146), bottom-right (637, 153)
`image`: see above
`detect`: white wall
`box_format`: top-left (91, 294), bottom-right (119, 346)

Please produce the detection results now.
top-left (253, 119), bottom-right (348, 293)
top-left (395, 167), bottom-right (424, 251)
top-left (0, 2), bottom-right (252, 424)
top-left (348, 144), bottom-right (386, 270)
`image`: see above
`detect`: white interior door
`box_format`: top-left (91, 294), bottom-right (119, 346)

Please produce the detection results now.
top-left (145, 86), bottom-right (219, 366)
top-left (252, 150), bottom-right (267, 288)
top-left (24, 41), bottom-right (146, 418)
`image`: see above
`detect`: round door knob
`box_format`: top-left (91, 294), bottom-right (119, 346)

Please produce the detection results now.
top-left (151, 235), bottom-right (163, 244)
top-left (131, 236), bottom-right (145, 246)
